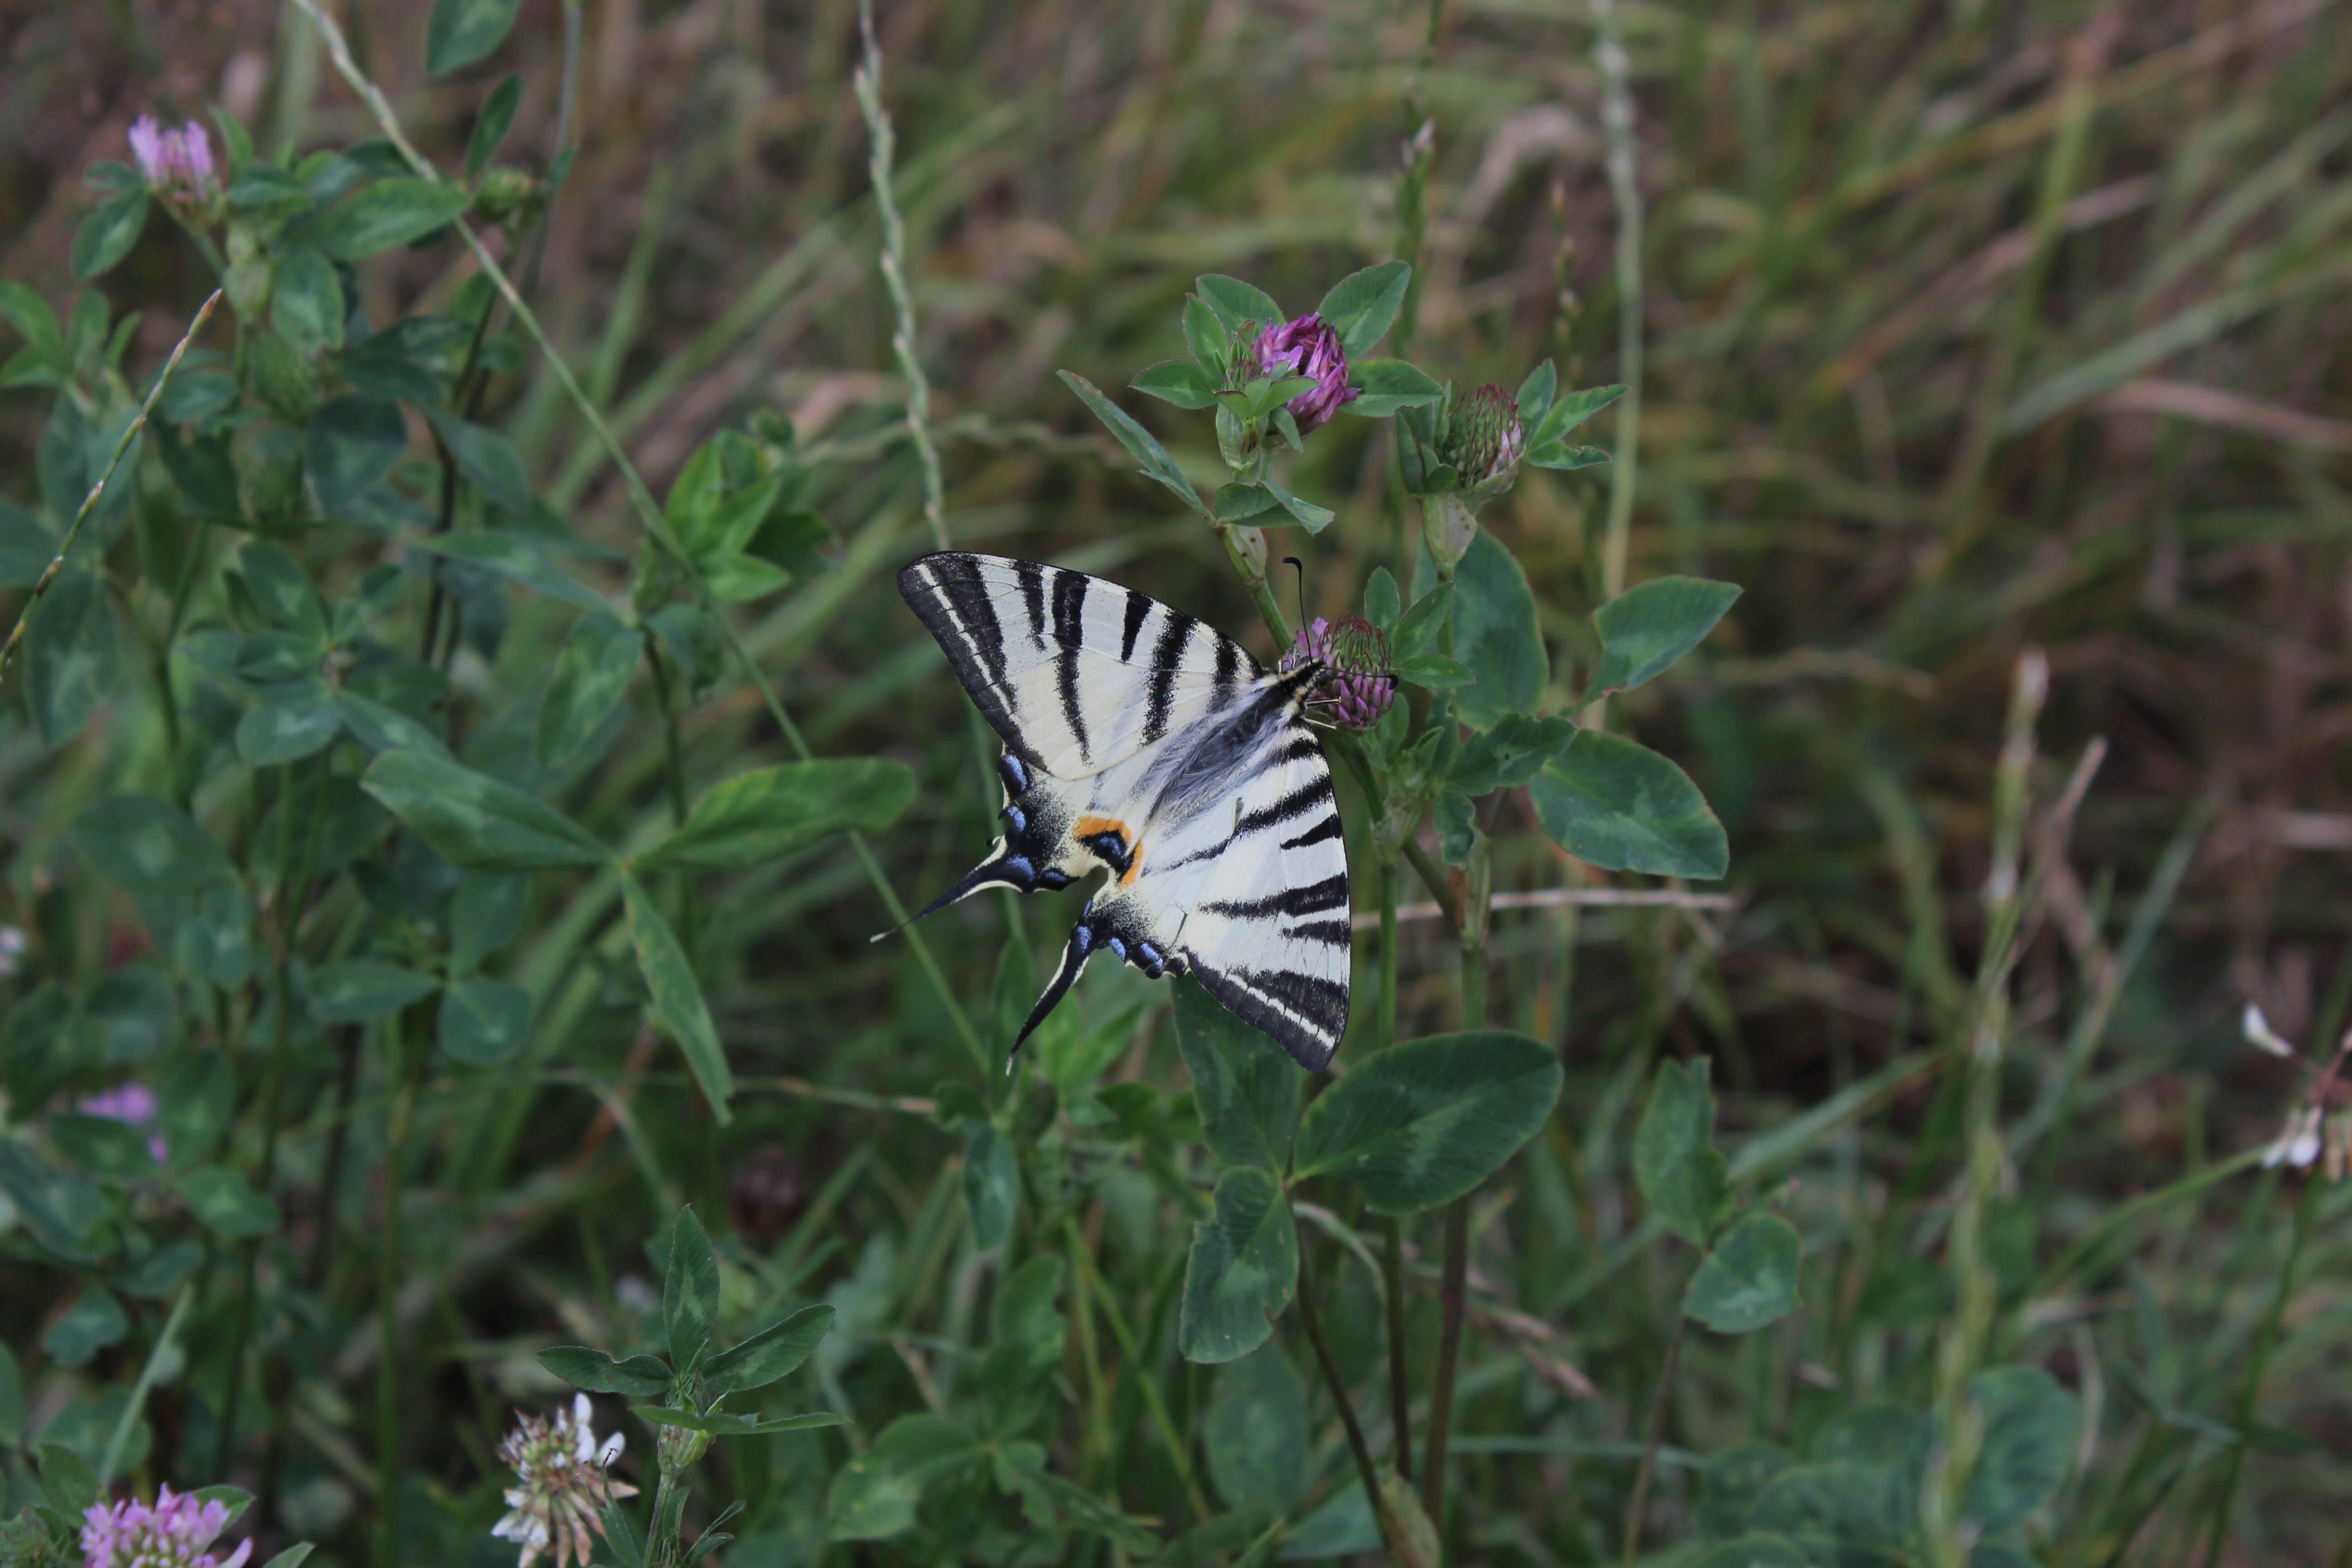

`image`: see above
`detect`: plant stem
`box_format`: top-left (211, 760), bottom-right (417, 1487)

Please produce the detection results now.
top-left (1294, 1223), bottom-right (1383, 1519)
top-left (376, 1013), bottom-right (422, 1568)
top-left (1420, 1199), bottom-right (1468, 1524)
top-left (101, 1284), bottom-right (191, 1482)
top-left (0, 290), bottom-right (220, 680)
top-left (852, 0), bottom-right (948, 555)
top-left (1376, 858), bottom-right (1411, 1480)
top-left (1620, 1303), bottom-right (1689, 1566)
top-left (1070, 1228), bottom-right (1212, 1525)
top-left (2198, 1173), bottom-right (2320, 1566)
top-left (1590, 0), bottom-right (1642, 601)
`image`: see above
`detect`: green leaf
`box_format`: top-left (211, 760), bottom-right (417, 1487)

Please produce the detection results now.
top-left (361, 749), bottom-right (609, 872)
top-left (1393, 651), bottom-right (1473, 689)
top-left (1292, 1031), bottom-right (1562, 1215)
top-left (260, 1547), bottom-right (317, 1568)
top-left (534, 613), bottom-right (642, 768)
top-left (620, 871), bottom-right (732, 1120)
top-left (631, 1406), bottom-right (843, 1436)
top-left (337, 692), bottom-right (450, 758)
top-left (662, 1205), bottom-right (722, 1370)
top-left (1588, 576), bottom-right (1742, 698)
top-left (23, 565), bottom-right (121, 748)
top-left (304, 179), bottom-right (470, 260)
top-left (177, 1167), bottom-right (280, 1238)
top-left (236, 686), bottom-right (342, 765)
top-left (1964, 1367), bottom-right (2079, 1532)
top-left (1343, 356), bottom-right (1443, 417)
top-left (39, 1441), bottom-right (100, 1514)
top-left (536, 1345), bottom-right (673, 1398)
top-left (638, 758), bottom-right (917, 871)
top-left (1315, 261), bottom-right (1410, 358)
top-left (1515, 360), bottom-right (1557, 428)
top-left (828, 1415), bottom-right (983, 1540)
top-left (1259, 475), bottom-right (1333, 533)
top-left (0, 500), bottom-right (53, 586)
top-left (1450, 714), bottom-right (1575, 796)
top-left (158, 1054), bottom-right (233, 1167)
top-left (1747, 1462), bottom-right (1913, 1555)
top-left (1194, 274), bottom-right (1284, 334)
top-left (1213, 482), bottom-right (1280, 522)
top-left (1131, 358), bottom-right (1218, 409)
top-left (1531, 729), bottom-right (1729, 879)
top-left (306, 393), bottom-right (407, 515)
top-left (73, 189), bottom-right (149, 280)
top-left (1692, 1537), bottom-right (1809, 1568)
top-left (1446, 530), bottom-right (1545, 729)
top-left (420, 411), bottom-right (533, 516)
top-left (964, 1120), bottom-right (1019, 1250)
top-left (1697, 1443), bottom-right (1794, 1538)
top-left (1525, 440), bottom-right (1610, 470)
top-left (1205, 1348), bottom-right (1307, 1517)
top-left (1182, 294), bottom-right (1230, 370)
top-left (437, 979), bottom-right (531, 1065)
top-left (272, 246), bottom-right (345, 353)
top-left (705, 1303), bottom-right (836, 1396)
top-left (309, 959), bottom-right (439, 1022)
top-left (1177, 1166), bottom-right (1296, 1364)
top-left (450, 872), bottom-right (527, 973)
top-left (1362, 567), bottom-right (1400, 630)
top-left (1172, 979), bottom-right (1297, 1172)
top-left (1686, 1214), bottom-right (1801, 1333)
top-left (71, 795), bottom-right (234, 895)
top-left (1634, 1058), bottom-right (1729, 1246)
top-left (48, 1114), bottom-right (158, 1181)
top-left (1531, 382), bottom-right (1626, 446)
top-left (428, 0), bottom-right (521, 73)
top-left (977, 1255), bottom-right (1065, 1436)
top-left (1057, 370), bottom-right (1206, 517)
top-left (0, 281), bottom-right (65, 376)
top-left (466, 75), bottom-right (525, 176)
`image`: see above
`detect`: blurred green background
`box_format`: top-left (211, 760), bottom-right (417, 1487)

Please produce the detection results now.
top-left (3, 0), bottom-right (2350, 1562)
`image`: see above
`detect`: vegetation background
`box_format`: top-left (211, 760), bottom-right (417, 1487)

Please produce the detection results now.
top-left (1, 0), bottom-right (2349, 1564)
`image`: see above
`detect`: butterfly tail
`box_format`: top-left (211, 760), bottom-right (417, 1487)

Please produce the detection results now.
top-left (868, 845), bottom-right (1039, 943)
top-left (1007, 920), bottom-right (1100, 1067)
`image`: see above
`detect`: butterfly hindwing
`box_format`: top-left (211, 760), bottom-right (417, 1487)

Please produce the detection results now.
top-left (895, 551), bottom-right (1352, 1070)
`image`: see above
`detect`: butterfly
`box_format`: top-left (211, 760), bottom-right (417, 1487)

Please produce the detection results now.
top-left (889, 551), bottom-right (1351, 1071)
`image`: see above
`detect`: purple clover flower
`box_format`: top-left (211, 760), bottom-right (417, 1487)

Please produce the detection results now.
top-left (1282, 615), bottom-right (1395, 731)
top-left (127, 116), bottom-right (220, 211)
top-left (81, 1484), bottom-right (254, 1568)
top-left (78, 1082), bottom-right (167, 1166)
top-left (1254, 313), bottom-right (1358, 433)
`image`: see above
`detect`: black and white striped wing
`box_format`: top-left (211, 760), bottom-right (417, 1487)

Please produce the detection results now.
top-left (898, 551), bottom-right (1256, 782)
top-left (1094, 733), bottom-right (1351, 1070)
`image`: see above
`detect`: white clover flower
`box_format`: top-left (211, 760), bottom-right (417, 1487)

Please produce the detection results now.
top-left (490, 1393), bottom-right (637, 1568)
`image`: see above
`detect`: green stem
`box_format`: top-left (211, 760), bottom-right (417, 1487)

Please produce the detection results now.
top-left (101, 1284), bottom-right (191, 1482)
top-left (1620, 1301), bottom-right (1689, 1566)
top-left (376, 1013), bottom-right (421, 1568)
top-left (1069, 1224), bottom-right (1212, 1525)
top-left (1376, 858), bottom-right (1411, 1480)
top-left (1421, 1198), bottom-right (1468, 1524)
top-left (1590, 0), bottom-right (1642, 601)
top-left (1294, 1221), bottom-right (1384, 1523)
top-left (2198, 1175), bottom-right (2320, 1566)
top-left (0, 291), bottom-right (220, 680)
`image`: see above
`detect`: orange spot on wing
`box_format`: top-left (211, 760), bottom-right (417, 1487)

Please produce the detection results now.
top-left (1073, 814), bottom-right (1145, 886)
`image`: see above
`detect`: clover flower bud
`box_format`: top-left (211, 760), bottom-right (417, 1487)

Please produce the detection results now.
top-left (490, 1394), bottom-right (638, 1568)
top-left (1254, 313), bottom-right (1358, 433)
top-left (128, 116), bottom-right (221, 217)
top-left (1439, 382), bottom-right (1524, 504)
top-left (1282, 615), bottom-right (1395, 731)
top-left (82, 1484), bottom-right (253, 1568)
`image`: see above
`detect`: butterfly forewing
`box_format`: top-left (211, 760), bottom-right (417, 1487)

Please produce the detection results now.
top-left (895, 551), bottom-right (1352, 1070)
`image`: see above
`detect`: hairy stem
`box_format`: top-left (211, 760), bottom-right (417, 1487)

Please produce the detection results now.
top-left (1421, 1200), bottom-right (1468, 1523)
top-left (1621, 1302), bottom-right (1689, 1566)
top-left (1294, 1223), bottom-right (1383, 1519)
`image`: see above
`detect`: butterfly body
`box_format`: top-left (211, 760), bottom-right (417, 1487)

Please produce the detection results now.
top-left (895, 551), bottom-right (1350, 1070)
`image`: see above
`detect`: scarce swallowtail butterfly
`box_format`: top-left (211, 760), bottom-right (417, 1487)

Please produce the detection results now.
top-left (887, 551), bottom-right (1351, 1072)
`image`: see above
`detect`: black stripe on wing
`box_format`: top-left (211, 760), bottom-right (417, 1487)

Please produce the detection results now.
top-left (1192, 960), bottom-right (1348, 1072)
top-left (898, 554), bottom-right (1034, 763)
top-left (1199, 872), bottom-right (1349, 919)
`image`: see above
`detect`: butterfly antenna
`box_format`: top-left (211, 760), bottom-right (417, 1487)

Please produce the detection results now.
top-left (1283, 556), bottom-right (1308, 633)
